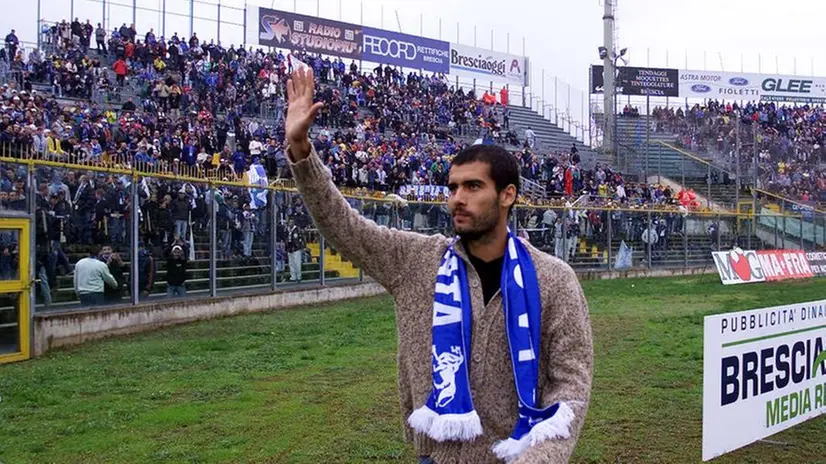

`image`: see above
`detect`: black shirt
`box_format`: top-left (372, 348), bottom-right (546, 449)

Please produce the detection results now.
top-left (166, 257), bottom-right (188, 286)
top-left (467, 251), bottom-right (504, 306)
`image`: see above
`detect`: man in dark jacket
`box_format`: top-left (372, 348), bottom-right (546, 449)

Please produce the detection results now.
top-left (165, 242), bottom-right (188, 298)
top-left (4, 29), bottom-right (18, 59)
top-left (72, 175), bottom-right (95, 244)
top-left (92, 188), bottom-right (110, 244)
top-left (286, 218), bottom-right (304, 282)
top-left (71, 18), bottom-right (84, 43)
top-left (137, 241), bottom-right (156, 298)
top-left (171, 189), bottom-right (190, 240)
top-left (102, 245), bottom-right (127, 304)
top-left (95, 24), bottom-right (107, 54)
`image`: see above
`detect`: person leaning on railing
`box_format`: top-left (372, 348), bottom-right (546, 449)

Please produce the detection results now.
top-left (73, 246), bottom-right (118, 306)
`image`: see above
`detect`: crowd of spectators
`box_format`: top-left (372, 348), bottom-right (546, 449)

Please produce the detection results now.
top-left (0, 18), bottom-right (714, 298)
top-left (651, 101), bottom-right (826, 204)
top-left (1, 19), bottom-right (614, 205)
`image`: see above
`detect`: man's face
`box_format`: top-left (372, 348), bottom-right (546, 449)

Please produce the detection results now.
top-left (100, 246), bottom-right (112, 260)
top-left (447, 161), bottom-right (506, 241)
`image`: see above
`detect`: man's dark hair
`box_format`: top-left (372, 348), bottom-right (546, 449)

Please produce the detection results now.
top-left (451, 144), bottom-right (521, 198)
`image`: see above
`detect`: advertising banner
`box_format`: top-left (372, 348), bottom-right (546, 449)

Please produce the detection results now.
top-left (590, 65), bottom-right (605, 94)
top-left (703, 299), bottom-right (826, 460)
top-left (257, 7), bottom-right (362, 59)
top-left (617, 66), bottom-right (679, 97)
top-left (449, 43), bottom-right (528, 86)
top-left (362, 27), bottom-right (450, 74)
top-left (807, 251), bottom-right (826, 276)
top-left (398, 184), bottom-right (449, 199)
top-left (712, 248), bottom-right (816, 285)
top-left (680, 70), bottom-right (826, 103)
top-left (589, 65), bottom-right (679, 96)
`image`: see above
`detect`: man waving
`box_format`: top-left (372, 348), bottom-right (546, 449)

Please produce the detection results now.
top-left (285, 67), bottom-right (593, 464)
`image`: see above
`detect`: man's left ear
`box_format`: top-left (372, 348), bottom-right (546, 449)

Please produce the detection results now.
top-left (501, 184), bottom-right (517, 208)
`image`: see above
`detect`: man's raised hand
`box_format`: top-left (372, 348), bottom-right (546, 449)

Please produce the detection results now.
top-left (285, 67), bottom-right (324, 161)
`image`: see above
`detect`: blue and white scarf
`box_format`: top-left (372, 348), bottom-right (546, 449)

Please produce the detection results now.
top-left (408, 230), bottom-right (574, 462)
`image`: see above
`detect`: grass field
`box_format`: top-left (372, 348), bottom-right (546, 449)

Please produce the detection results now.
top-left (1, 274), bottom-right (826, 464)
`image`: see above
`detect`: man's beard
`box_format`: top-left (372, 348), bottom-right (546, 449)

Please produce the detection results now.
top-left (453, 207), bottom-right (500, 242)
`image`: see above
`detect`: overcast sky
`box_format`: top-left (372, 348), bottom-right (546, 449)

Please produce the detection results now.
top-left (4, 0), bottom-right (826, 137)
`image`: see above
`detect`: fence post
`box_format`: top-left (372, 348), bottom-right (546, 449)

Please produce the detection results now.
top-left (716, 214), bottom-right (722, 252)
top-left (707, 164), bottom-right (711, 209)
top-left (600, 209), bottom-right (614, 270)
top-left (37, 0), bottom-right (42, 51)
top-left (217, 0), bottom-right (221, 45)
top-left (319, 236), bottom-right (326, 286)
top-left (800, 216), bottom-right (804, 251)
top-left (130, 177), bottom-right (139, 305)
top-left (358, 200), bottom-right (367, 282)
top-left (606, 210), bottom-right (612, 270)
top-left (511, 207), bottom-right (518, 233)
top-left (562, 207), bottom-right (569, 264)
top-left (162, 0), bottom-right (166, 38)
top-left (782, 216), bottom-right (786, 249)
top-left (683, 212), bottom-right (688, 269)
top-left (189, 0), bottom-right (195, 39)
top-left (554, 77), bottom-right (558, 126)
top-left (210, 186), bottom-right (218, 296)
top-left (270, 190), bottom-right (278, 291)
top-left (646, 211), bottom-right (652, 268)
top-left (773, 214), bottom-right (778, 248)
top-left (27, 166), bottom-right (36, 319)
top-left (242, 2), bottom-right (247, 46)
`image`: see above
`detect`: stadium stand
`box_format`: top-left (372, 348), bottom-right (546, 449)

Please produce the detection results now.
top-left (641, 102), bottom-right (826, 205)
top-left (0, 18), bottom-right (815, 312)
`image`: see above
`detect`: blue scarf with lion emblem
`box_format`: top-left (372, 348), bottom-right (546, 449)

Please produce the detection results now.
top-left (408, 230), bottom-right (574, 462)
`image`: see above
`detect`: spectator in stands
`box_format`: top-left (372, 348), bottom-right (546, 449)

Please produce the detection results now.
top-left (103, 245), bottom-right (127, 303)
top-left (641, 222), bottom-right (658, 263)
top-left (95, 23), bottom-right (107, 54)
top-left (4, 29), bottom-right (18, 60)
top-left (216, 193), bottom-right (235, 259)
top-left (171, 189), bottom-right (191, 240)
top-left (112, 56), bottom-right (128, 87)
top-left (240, 203), bottom-right (257, 259)
top-left (138, 241), bottom-right (156, 298)
top-left (165, 241), bottom-right (188, 298)
top-left (524, 126), bottom-right (536, 149)
top-left (286, 218), bottom-right (304, 283)
top-left (73, 246), bottom-right (118, 306)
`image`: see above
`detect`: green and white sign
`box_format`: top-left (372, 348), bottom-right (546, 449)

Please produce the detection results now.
top-left (703, 300), bottom-right (826, 461)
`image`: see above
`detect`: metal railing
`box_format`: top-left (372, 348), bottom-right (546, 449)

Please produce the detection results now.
top-left (0, 152), bottom-right (818, 316)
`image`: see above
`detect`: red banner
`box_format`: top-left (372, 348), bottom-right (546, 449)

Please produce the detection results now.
top-left (754, 250), bottom-right (814, 281)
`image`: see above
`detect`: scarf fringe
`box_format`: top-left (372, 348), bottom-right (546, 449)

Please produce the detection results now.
top-left (408, 406), bottom-right (484, 442)
top-left (491, 402), bottom-right (575, 462)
